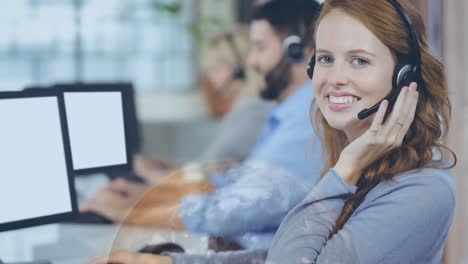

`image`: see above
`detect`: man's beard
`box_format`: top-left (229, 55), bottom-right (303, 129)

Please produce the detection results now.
top-left (260, 56), bottom-right (292, 101)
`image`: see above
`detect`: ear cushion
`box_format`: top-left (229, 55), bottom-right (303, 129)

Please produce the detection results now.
top-left (288, 43), bottom-right (305, 63)
top-left (283, 35), bottom-right (305, 64)
top-left (232, 66), bottom-right (245, 80)
top-left (392, 63), bottom-right (417, 89)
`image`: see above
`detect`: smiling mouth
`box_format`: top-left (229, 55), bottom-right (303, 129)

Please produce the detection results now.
top-left (327, 95), bottom-right (361, 104)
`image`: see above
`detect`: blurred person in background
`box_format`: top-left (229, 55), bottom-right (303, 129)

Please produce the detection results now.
top-left (82, 0), bottom-right (323, 251)
top-left (132, 27), bottom-right (274, 181)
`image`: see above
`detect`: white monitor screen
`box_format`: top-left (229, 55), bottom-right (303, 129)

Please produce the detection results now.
top-left (0, 96), bottom-right (73, 225)
top-left (63, 92), bottom-right (128, 170)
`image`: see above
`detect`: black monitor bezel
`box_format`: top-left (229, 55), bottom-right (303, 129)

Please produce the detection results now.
top-left (0, 89), bottom-right (78, 232)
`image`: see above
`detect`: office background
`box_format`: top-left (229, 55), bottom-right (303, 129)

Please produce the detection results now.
top-left (443, 1), bottom-right (468, 264)
top-left (0, 0), bottom-right (467, 263)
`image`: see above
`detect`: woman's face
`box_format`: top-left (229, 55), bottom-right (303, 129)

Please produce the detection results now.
top-left (313, 9), bottom-right (396, 140)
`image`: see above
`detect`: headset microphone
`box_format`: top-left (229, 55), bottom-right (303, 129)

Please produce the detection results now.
top-left (357, 63), bottom-right (418, 120)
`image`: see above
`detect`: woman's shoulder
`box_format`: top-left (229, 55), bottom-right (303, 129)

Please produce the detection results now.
top-left (352, 163), bottom-right (457, 234)
top-left (395, 162), bottom-right (455, 193)
top-left (368, 162), bottom-right (456, 208)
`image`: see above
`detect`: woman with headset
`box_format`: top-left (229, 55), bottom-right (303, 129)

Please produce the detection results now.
top-left (90, 0), bottom-right (456, 263)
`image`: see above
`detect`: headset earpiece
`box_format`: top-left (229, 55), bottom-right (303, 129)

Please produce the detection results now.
top-left (284, 10), bottom-right (308, 64)
top-left (284, 35), bottom-right (306, 64)
top-left (232, 66), bottom-right (246, 80)
top-left (393, 61), bottom-right (415, 88)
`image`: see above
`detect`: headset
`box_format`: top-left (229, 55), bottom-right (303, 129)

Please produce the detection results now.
top-left (212, 32), bottom-right (247, 96)
top-left (224, 32), bottom-right (246, 81)
top-left (283, 14), bottom-right (307, 64)
top-left (306, 0), bottom-right (422, 120)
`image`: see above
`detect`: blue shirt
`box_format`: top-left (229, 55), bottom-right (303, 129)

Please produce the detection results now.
top-left (179, 82), bottom-right (323, 249)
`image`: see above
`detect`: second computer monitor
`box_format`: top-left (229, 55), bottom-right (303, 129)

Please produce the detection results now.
top-left (55, 83), bottom-right (137, 175)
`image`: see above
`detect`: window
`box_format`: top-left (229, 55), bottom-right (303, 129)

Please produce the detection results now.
top-left (0, 0), bottom-right (197, 91)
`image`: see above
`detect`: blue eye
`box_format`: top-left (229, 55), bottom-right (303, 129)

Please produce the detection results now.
top-left (352, 58), bottom-right (369, 65)
top-left (318, 55), bottom-right (333, 64)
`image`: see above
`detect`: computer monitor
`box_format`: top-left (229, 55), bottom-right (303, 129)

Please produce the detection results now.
top-left (52, 83), bottom-right (141, 175)
top-left (0, 90), bottom-right (77, 232)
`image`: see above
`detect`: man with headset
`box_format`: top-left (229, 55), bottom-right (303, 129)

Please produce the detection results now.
top-left (83, 0), bottom-right (323, 250)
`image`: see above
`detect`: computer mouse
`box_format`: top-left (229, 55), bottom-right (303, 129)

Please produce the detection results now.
top-left (138, 242), bottom-right (185, 255)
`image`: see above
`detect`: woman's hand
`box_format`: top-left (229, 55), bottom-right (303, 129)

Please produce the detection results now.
top-left (334, 82), bottom-right (419, 186)
top-left (88, 251), bottom-right (172, 264)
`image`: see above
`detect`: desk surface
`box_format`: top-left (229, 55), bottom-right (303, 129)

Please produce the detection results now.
top-left (0, 223), bottom-right (208, 264)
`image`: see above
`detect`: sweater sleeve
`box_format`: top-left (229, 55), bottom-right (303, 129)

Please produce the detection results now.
top-left (267, 169), bottom-right (456, 264)
top-left (266, 169), bottom-right (358, 263)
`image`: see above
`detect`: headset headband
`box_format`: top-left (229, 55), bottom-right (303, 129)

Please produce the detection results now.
top-left (386, 0), bottom-right (422, 75)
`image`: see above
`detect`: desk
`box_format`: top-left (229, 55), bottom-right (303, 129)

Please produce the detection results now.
top-left (0, 223), bottom-right (208, 264)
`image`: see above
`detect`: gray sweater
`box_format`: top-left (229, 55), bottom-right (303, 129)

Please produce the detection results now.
top-left (171, 164), bottom-right (456, 263)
